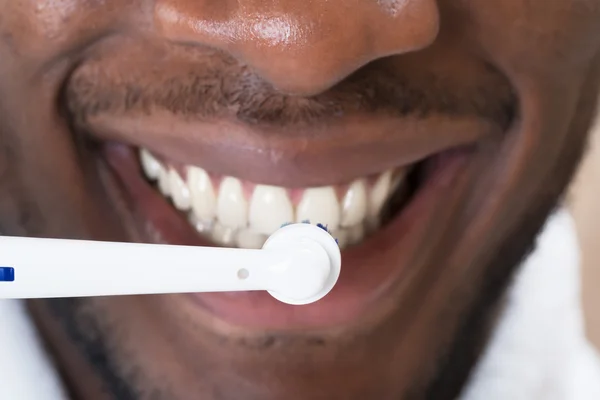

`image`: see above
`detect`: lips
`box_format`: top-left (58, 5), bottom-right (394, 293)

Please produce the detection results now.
top-left (70, 61), bottom-right (493, 329)
top-left (95, 125), bottom-right (472, 329)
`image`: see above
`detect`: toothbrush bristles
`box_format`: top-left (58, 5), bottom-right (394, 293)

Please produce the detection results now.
top-left (316, 223), bottom-right (328, 232)
top-left (316, 223), bottom-right (340, 245)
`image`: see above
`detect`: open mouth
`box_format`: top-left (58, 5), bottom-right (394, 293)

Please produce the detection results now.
top-left (55, 33), bottom-right (512, 331)
top-left (96, 132), bottom-right (470, 330)
top-left (137, 148), bottom-right (415, 250)
top-left (68, 64), bottom-right (494, 329)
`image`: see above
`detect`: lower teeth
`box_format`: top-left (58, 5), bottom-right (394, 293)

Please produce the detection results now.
top-left (188, 212), bottom-right (372, 249)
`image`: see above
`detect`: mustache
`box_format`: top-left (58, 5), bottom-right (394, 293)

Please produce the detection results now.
top-left (64, 58), bottom-right (515, 128)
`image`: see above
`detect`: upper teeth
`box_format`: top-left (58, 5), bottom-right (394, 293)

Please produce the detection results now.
top-left (139, 148), bottom-right (404, 249)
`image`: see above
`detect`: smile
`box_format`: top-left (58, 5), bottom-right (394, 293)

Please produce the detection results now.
top-left (91, 113), bottom-right (480, 330)
top-left (65, 46), bottom-right (506, 330)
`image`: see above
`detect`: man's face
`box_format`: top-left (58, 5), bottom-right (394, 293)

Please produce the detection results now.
top-left (1, 0), bottom-right (599, 399)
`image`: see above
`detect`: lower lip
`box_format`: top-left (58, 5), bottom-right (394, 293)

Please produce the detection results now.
top-left (102, 144), bottom-right (467, 330)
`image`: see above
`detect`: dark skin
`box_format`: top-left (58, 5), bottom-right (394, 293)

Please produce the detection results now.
top-left (1, 1), bottom-right (600, 399)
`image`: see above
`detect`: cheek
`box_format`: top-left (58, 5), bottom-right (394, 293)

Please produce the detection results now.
top-left (0, 0), bottom-right (76, 58)
top-left (0, 0), bottom-right (133, 68)
top-left (448, 0), bottom-right (600, 78)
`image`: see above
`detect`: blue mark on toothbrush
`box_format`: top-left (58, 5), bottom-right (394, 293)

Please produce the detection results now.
top-left (279, 221), bottom-right (340, 246)
top-left (316, 223), bottom-right (328, 232)
top-left (0, 267), bottom-right (15, 282)
top-left (316, 223), bottom-right (340, 245)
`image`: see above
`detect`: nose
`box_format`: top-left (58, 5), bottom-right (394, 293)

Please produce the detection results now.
top-left (154, 0), bottom-right (439, 96)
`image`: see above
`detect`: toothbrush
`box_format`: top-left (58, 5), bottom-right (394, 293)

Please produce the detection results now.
top-left (0, 223), bottom-right (341, 305)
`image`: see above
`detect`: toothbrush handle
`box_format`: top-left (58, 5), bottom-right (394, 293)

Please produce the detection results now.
top-left (0, 237), bottom-right (290, 298)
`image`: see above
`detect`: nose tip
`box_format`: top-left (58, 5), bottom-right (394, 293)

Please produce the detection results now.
top-left (155, 0), bottom-right (439, 96)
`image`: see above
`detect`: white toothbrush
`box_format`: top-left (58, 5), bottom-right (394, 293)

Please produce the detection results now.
top-left (0, 223), bottom-right (341, 305)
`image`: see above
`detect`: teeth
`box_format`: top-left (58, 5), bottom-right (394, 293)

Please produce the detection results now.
top-left (138, 148), bottom-right (406, 250)
top-left (296, 187), bottom-right (341, 230)
top-left (340, 179), bottom-right (368, 227)
top-left (211, 222), bottom-right (236, 246)
top-left (140, 149), bottom-right (162, 180)
top-left (249, 185), bottom-right (294, 235)
top-left (217, 177), bottom-right (248, 229)
top-left (188, 166), bottom-right (217, 221)
top-left (188, 212), bottom-right (214, 233)
top-left (157, 167), bottom-right (171, 196)
top-left (236, 229), bottom-right (267, 249)
top-left (168, 169), bottom-right (191, 210)
top-left (347, 224), bottom-right (365, 246)
top-left (331, 229), bottom-right (348, 248)
top-left (390, 169), bottom-right (407, 193)
top-left (369, 170), bottom-right (392, 219)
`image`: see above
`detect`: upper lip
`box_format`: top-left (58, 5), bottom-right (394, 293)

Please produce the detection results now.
top-left (79, 112), bottom-right (498, 187)
top-left (63, 43), bottom-right (511, 187)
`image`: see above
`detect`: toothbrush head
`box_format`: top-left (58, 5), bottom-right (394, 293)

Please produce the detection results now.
top-left (264, 223), bottom-right (342, 305)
